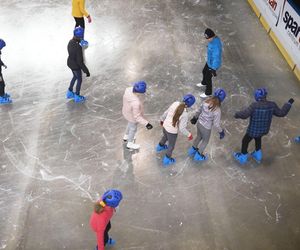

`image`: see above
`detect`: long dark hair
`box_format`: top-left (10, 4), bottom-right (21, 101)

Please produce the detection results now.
top-left (205, 96), bottom-right (221, 111)
top-left (172, 103), bottom-right (186, 127)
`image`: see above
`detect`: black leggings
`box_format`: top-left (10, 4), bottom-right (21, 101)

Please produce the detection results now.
top-left (202, 63), bottom-right (213, 95)
top-left (104, 221), bottom-right (111, 246)
top-left (241, 133), bottom-right (262, 154)
top-left (0, 74), bottom-right (5, 96)
top-left (74, 17), bottom-right (85, 29)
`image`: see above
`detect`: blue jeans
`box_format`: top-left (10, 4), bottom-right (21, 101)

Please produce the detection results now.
top-left (69, 70), bottom-right (82, 95)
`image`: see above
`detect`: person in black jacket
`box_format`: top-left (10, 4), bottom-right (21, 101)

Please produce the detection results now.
top-left (233, 88), bottom-right (294, 164)
top-left (0, 38), bottom-right (12, 104)
top-left (67, 27), bottom-right (90, 103)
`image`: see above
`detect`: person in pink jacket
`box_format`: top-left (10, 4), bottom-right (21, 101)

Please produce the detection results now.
top-left (122, 81), bottom-right (153, 150)
top-left (90, 189), bottom-right (123, 250)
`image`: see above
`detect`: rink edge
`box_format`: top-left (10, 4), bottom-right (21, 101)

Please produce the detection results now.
top-left (247, 0), bottom-right (300, 81)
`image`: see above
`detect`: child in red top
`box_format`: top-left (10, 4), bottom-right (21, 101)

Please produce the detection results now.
top-left (90, 190), bottom-right (123, 250)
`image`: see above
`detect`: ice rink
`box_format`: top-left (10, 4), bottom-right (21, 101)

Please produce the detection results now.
top-left (0, 0), bottom-right (300, 249)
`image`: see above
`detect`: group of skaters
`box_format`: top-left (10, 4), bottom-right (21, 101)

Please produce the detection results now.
top-left (1, 1), bottom-right (299, 249)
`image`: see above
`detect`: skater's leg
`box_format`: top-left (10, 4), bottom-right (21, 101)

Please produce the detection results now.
top-left (74, 70), bottom-right (82, 95)
top-left (68, 70), bottom-right (77, 92)
top-left (197, 124), bottom-right (211, 154)
top-left (104, 221), bottom-right (111, 246)
top-left (74, 17), bottom-right (85, 29)
top-left (159, 128), bottom-right (168, 146)
top-left (165, 131), bottom-right (178, 158)
top-left (254, 136), bottom-right (262, 151)
top-left (0, 75), bottom-right (5, 96)
top-left (192, 122), bottom-right (203, 148)
top-left (241, 134), bottom-right (253, 154)
top-left (127, 122), bottom-right (138, 143)
top-left (204, 67), bottom-right (213, 96)
top-left (201, 63), bottom-right (208, 85)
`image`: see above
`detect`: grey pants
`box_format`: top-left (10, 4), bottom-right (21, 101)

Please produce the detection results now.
top-left (125, 122), bottom-right (138, 142)
top-left (193, 123), bottom-right (211, 153)
top-left (159, 128), bottom-right (178, 158)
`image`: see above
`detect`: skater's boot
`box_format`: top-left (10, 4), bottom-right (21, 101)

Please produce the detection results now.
top-left (188, 146), bottom-right (198, 157)
top-left (0, 96), bottom-right (12, 104)
top-left (294, 136), bottom-right (300, 143)
top-left (74, 94), bottom-right (86, 103)
top-left (193, 151), bottom-right (207, 161)
top-left (106, 238), bottom-right (116, 246)
top-left (66, 90), bottom-right (75, 99)
top-left (126, 141), bottom-right (140, 150)
top-left (156, 143), bottom-right (168, 152)
top-left (251, 149), bottom-right (262, 163)
top-left (4, 93), bottom-right (10, 98)
top-left (233, 152), bottom-right (248, 164)
top-left (162, 155), bottom-right (176, 166)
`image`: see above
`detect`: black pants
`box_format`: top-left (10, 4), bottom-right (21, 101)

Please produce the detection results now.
top-left (202, 63), bottom-right (213, 96)
top-left (241, 133), bottom-right (262, 154)
top-left (69, 70), bottom-right (82, 95)
top-left (104, 221), bottom-right (111, 245)
top-left (0, 74), bottom-right (5, 96)
top-left (74, 17), bottom-right (85, 29)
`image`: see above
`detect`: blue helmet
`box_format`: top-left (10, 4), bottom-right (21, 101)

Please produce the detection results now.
top-left (74, 27), bottom-right (84, 38)
top-left (254, 88), bottom-right (267, 101)
top-left (102, 189), bottom-right (123, 208)
top-left (183, 94), bottom-right (196, 107)
top-left (214, 88), bottom-right (226, 102)
top-left (0, 39), bottom-right (6, 50)
top-left (133, 81), bottom-right (147, 93)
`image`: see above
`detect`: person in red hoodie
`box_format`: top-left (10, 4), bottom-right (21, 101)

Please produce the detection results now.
top-left (90, 189), bottom-right (123, 250)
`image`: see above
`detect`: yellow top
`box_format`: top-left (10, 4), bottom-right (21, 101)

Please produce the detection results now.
top-left (72, 0), bottom-right (89, 18)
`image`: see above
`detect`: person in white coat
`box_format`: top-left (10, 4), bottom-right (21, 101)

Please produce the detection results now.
top-left (122, 81), bottom-right (153, 150)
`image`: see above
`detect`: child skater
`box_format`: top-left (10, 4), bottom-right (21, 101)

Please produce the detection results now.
top-left (90, 189), bottom-right (123, 250)
top-left (295, 136), bottom-right (300, 143)
top-left (233, 88), bottom-right (294, 164)
top-left (0, 39), bottom-right (12, 104)
top-left (122, 81), bottom-right (153, 150)
top-left (188, 88), bottom-right (226, 161)
top-left (156, 94), bottom-right (196, 166)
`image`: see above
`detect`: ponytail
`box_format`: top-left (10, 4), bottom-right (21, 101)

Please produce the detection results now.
top-left (206, 97), bottom-right (220, 111)
top-left (172, 103), bottom-right (186, 127)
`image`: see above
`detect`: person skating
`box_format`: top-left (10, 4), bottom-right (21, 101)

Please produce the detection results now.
top-left (197, 28), bottom-right (222, 98)
top-left (66, 27), bottom-right (90, 103)
top-left (233, 88), bottom-right (294, 164)
top-left (72, 0), bottom-right (91, 30)
top-left (156, 94), bottom-right (196, 166)
top-left (0, 39), bottom-right (12, 104)
top-left (90, 189), bottom-right (123, 250)
top-left (122, 81), bottom-right (153, 150)
top-left (188, 88), bottom-right (226, 161)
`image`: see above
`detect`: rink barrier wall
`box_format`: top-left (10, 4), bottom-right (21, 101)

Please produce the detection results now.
top-left (247, 0), bottom-right (300, 81)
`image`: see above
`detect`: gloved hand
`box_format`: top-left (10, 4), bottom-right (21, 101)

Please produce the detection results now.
top-left (209, 68), bottom-right (217, 77)
top-left (160, 121), bottom-right (164, 126)
top-left (87, 15), bottom-right (92, 23)
top-left (288, 98), bottom-right (294, 105)
top-left (219, 129), bottom-right (225, 139)
top-left (188, 133), bottom-right (193, 141)
top-left (86, 72), bottom-right (90, 77)
top-left (146, 123), bottom-right (153, 130)
top-left (190, 116), bottom-right (198, 125)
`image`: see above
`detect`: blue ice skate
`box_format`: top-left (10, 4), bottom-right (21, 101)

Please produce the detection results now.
top-left (4, 93), bottom-right (10, 98)
top-left (294, 136), bottom-right (300, 143)
top-left (188, 146), bottom-right (198, 157)
top-left (0, 96), bottom-right (12, 104)
top-left (74, 94), bottom-right (86, 103)
top-left (156, 143), bottom-right (168, 152)
top-left (233, 152), bottom-right (248, 165)
top-left (251, 150), bottom-right (262, 163)
top-left (162, 155), bottom-right (176, 167)
top-left (193, 151), bottom-right (207, 161)
top-left (66, 90), bottom-right (75, 99)
top-left (106, 238), bottom-right (116, 246)
top-left (80, 39), bottom-right (89, 48)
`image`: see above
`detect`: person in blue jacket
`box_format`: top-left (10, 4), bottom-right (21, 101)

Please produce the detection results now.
top-left (233, 88), bottom-right (294, 164)
top-left (197, 28), bottom-right (222, 98)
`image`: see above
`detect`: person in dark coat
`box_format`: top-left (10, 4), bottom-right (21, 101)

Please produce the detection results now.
top-left (0, 38), bottom-right (12, 104)
top-left (66, 26), bottom-right (90, 103)
top-left (233, 88), bottom-right (294, 164)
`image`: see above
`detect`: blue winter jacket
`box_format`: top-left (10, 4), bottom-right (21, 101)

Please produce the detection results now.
top-left (207, 37), bottom-right (222, 70)
top-left (235, 100), bottom-right (291, 138)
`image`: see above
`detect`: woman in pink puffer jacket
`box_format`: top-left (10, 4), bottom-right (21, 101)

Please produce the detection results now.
top-left (122, 81), bottom-right (153, 150)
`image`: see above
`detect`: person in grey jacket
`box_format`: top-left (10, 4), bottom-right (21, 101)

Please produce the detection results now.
top-left (188, 88), bottom-right (226, 161)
